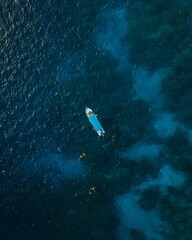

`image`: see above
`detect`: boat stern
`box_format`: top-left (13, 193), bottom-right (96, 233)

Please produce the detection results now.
top-left (97, 129), bottom-right (105, 137)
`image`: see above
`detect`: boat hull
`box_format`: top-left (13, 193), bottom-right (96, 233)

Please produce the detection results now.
top-left (85, 107), bottom-right (105, 136)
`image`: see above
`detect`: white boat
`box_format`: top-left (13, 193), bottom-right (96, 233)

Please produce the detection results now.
top-left (85, 107), bottom-right (105, 136)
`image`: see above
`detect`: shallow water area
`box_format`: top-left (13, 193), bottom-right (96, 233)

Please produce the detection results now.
top-left (1, 1), bottom-right (192, 240)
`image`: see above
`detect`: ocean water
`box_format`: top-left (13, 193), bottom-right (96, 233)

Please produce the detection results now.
top-left (1, 1), bottom-right (192, 240)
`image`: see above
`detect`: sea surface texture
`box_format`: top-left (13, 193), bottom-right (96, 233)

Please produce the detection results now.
top-left (1, 0), bottom-right (192, 239)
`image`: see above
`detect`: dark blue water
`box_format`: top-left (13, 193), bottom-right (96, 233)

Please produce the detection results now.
top-left (1, 1), bottom-right (192, 239)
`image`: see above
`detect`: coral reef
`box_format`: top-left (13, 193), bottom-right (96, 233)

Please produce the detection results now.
top-left (161, 48), bottom-right (192, 126)
top-left (126, 0), bottom-right (191, 69)
top-left (160, 187), bottom-right (192, 240)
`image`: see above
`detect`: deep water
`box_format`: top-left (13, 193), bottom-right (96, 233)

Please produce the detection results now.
top-left (1, 1), bottom-right (192, 240)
